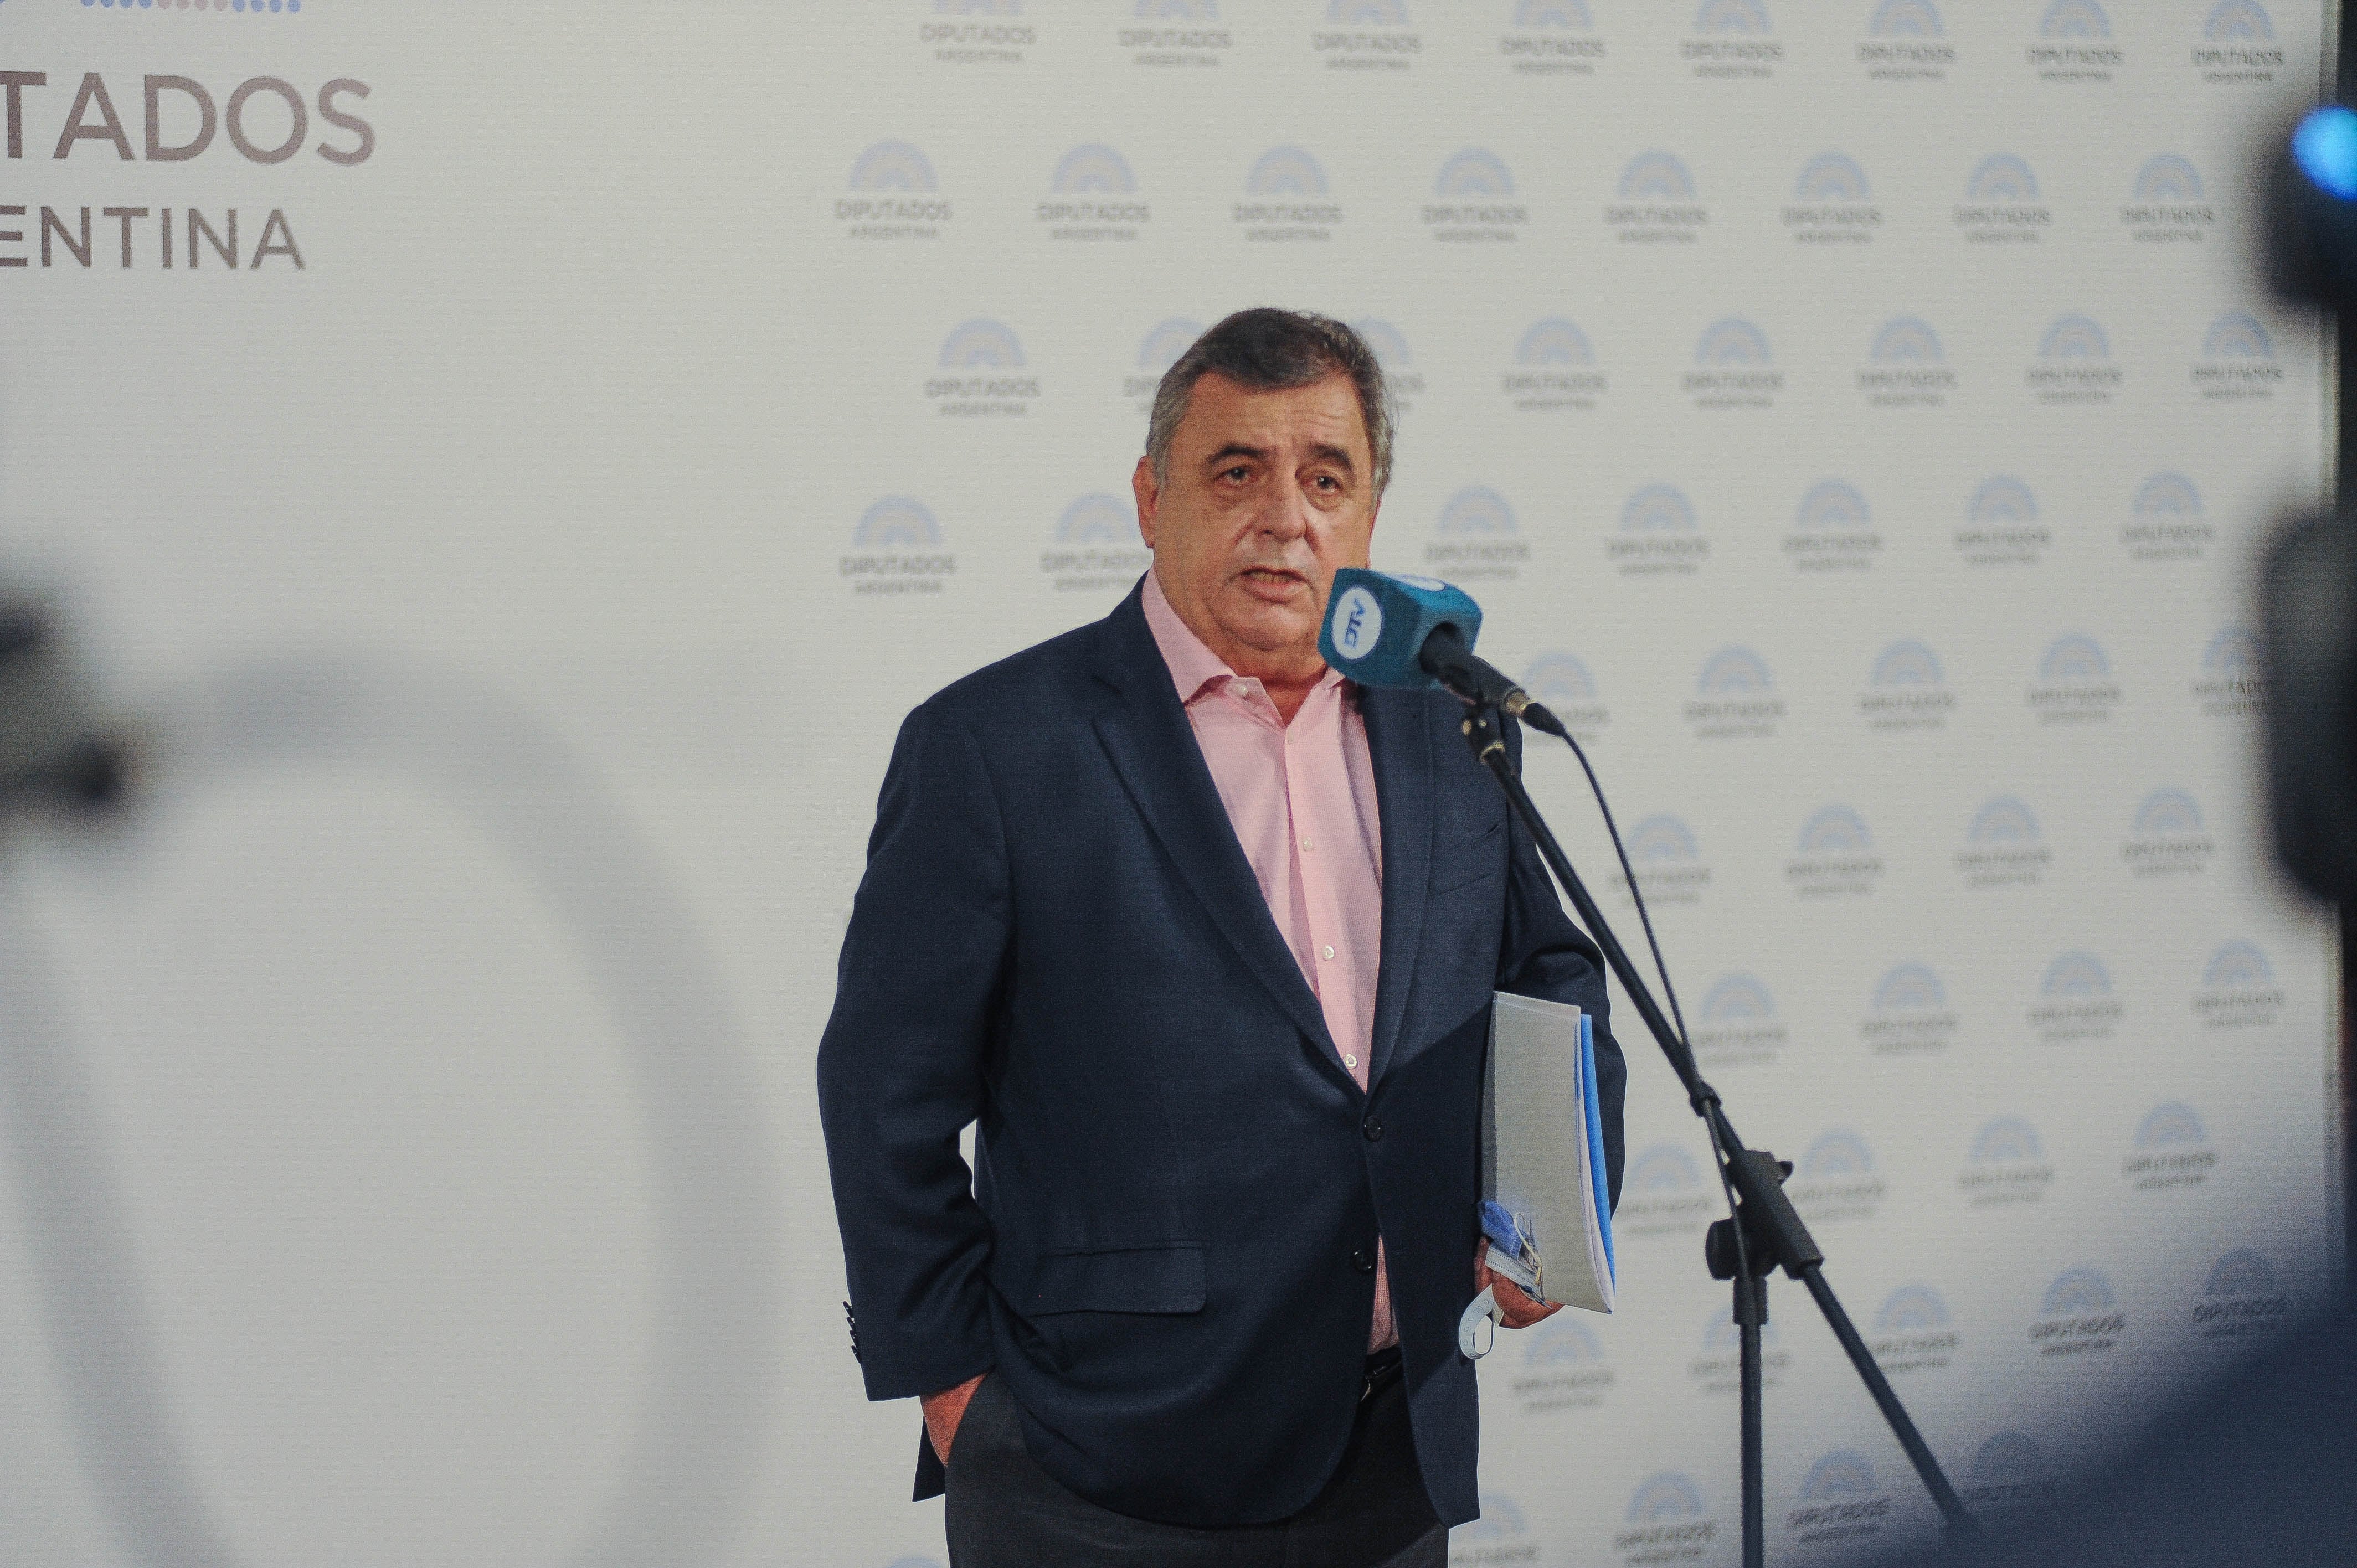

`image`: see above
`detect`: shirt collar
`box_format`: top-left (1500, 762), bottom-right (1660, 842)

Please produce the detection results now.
top-left (1140, 570), bottom-right (1347, 704)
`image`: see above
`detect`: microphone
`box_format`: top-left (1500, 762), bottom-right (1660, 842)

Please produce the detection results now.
top-left (1318, 568), bottom-right (1562, 734)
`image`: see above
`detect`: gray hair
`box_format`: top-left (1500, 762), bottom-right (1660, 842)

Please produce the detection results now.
top-left (1145, 308), bottom-right (1395, 498)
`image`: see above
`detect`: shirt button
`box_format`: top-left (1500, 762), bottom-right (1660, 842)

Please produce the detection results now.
top-left (1362, 1116), bottom-right (1384, 1142)
top-left (1320, 945), bottom-right (1336, 961)
top-left (1343, 1053), bottom-right (1358, 1070)
top-left (1300, 837), bottom-right (1314, 852)
top-left (1350, 1249), bottom-right (1376, 1274)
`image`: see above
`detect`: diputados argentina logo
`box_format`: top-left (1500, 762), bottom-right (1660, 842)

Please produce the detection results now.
top-left (1, 69), bottom-right (373, 271)
top-left (842, 497), bottom-right (955, 596)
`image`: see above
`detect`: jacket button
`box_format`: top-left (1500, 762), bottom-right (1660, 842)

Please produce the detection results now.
top-left (1362, 1116), bottom-right (1384, 1142)
top-left (1350, 1248), bottom-right (1376, 1274)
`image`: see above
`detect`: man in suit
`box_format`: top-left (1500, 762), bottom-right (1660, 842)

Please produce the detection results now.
top-left (817, 308), bottom-right (1625, 1566)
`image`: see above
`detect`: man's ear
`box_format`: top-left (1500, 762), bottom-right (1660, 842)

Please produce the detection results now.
top-left (1132, 456), bottom-right (1160, 549)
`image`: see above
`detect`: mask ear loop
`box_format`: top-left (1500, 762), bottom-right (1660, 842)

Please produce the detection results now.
top-left (1458, 1285), bottom-right (1502, 1360)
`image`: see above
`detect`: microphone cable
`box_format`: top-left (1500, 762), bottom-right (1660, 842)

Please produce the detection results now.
top-left (1521, 711), bottom-right (1757, 1305)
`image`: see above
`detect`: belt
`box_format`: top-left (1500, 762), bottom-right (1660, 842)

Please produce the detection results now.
top-left (1361, 1345), bottom-right (1404, 1404)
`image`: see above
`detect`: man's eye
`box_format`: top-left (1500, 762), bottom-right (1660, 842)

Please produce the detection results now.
top-left (1224, 467), bottom-right (1250, 482)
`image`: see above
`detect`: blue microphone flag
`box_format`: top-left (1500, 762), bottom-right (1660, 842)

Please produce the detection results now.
top-left (1318, 568), bottom-right (1484, 693)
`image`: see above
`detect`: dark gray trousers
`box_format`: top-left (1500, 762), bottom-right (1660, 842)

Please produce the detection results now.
top-left (943, 1364), bottom-right (1447, 1568)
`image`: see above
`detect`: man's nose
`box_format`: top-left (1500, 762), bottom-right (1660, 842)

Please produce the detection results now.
top-left (1255, 479), bottom-right (1314, 541)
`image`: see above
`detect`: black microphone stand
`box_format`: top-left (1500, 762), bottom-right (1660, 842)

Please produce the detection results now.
top-left (1457, 703), bottom-right (1977, 1567)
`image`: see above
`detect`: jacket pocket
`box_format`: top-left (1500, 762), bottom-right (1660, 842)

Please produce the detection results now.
top-left (1429, 817), bottom-right (1504, 895)
top-left (1022, 1244), bottom-right (1206, 1316)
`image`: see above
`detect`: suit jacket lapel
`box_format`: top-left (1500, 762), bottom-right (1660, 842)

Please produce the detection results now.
top-left (1089, 590), bottom-right (1336, 1056)
top-left (1362, 687), bottom-right (1433, 1087)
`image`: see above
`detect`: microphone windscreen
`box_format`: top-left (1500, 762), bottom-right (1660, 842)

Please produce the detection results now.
top-left (1318, 569), bottom-right (1485, 692)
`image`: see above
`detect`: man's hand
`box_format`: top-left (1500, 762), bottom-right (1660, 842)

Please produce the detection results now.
top-left (1475, 1239), bottom-right (1560, 1329)
top-left (922, 1373), bottom-right (986, 1463)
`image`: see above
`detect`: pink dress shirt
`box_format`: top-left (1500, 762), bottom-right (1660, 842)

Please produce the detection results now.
top-left (1141, 572), bottom-right (1397, 1352)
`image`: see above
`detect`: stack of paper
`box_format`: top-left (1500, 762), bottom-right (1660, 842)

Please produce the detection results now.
top-left (1480, 990), bottom-right (1615, 1314)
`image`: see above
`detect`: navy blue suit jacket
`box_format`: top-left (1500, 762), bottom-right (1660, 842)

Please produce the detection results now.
top-left (816, 581), bottom-right (1624, 1529)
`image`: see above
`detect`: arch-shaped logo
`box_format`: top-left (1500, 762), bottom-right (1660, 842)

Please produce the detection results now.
top-left (2204, 940), bottom-right (2273, 988)
top-left (2203, 313), bottom-right (2274, 359)
top-left (2039, 633), bottom-right (2110, 680)
top-left (1797, 152), bottom-right (1870, 201)
top-left (2205, 1248), bottom-right (2277, 1297)
top-left (1627, 1141), bottom-right (1702, 1190)
top-left (2134, 787), bottom-right (2202, 835)
top-left (1801, 1129), bottom-right (1874, 1178)
top-left (1350, 318), bottom-right (1412, 369)
top-left (1623, 484), bottom-right (1697, 532)
top-left (2042, 1266), bottom-right (2114, 1314)
top-left (1247, 146), bottom-right (1327, 195)
top-left (937, 319), bottom-right (1025, 370)
top-left (1620, 152), bottom-right (1697, 200)
top-left (1973, 1431), bottom-right (2047, 1480)
top-left (1798, 805), bottom-right (1871, 854)
top-left (1056, 493), bottom-right (1130, 544)
top-left (2134, 472), bottom-right (2202, 518)
top-left (1694, 0), bottom-right (1772, 30)
top-left (1877, 1283), bottom-right (1952, 1330)
top-left (2133, 154), bottom-right (2204, 202)
top-left (1437, 149), bottom-right (1514, 198)
top-left (2040, 314), bottom-right (2112, 360)
top-left (1968, 797), bottom-right (2041, 843)
top-left (1627, 816), bottom-right (1699, 862)
top-left (1137, 317), bottom-right (1203, 370)
top-left (1438, 487), bottom-right (1516, 535)
top-left (1051, 144), bottom-right (1137, 194)
top-left (1137, 0), bottom-right (1217, 14)
top-left (1871, 640), bottom-right (1943, 687)
top-left (1330, 0), bottom-right (1409, 19)
top-left (1968, 476), bottom-right (2037, 522)
top-left (1526, 1314), bottom-right (1604, 1365)
top-left (1973, 1117), bottom-right (2044, 1163)
top-left (1523, 652), bottom-right (1597, 705)
top-left (2204, 0), bottom-right (2273, 38)
top-left (850, 140), bottom-right (938, 192)
top-left (1800, 1451), bottom-right (1879, 1499)
top-left (1697, 647), bottom-right (1772, 694)
top-left (1516, 0), bottom-right (1594, 22)
top-left (2135, 1101), bottom-right (2207, 1147)
top-left (1701, 974), bottom-right (1774, 1023)
top-left (2039, 0), bottom-right (2110, 37)
top-left (1797, 479), bottom-right (1869, 529)
top-left (1966, 154), bottom-right (2040, 200)
top-left (1871, 0), bottom-right (1943, 33)
top-left (2041, 952), bottom-right (2112, 997)
top-left (1454, 1493), bottom-right (1527, 1542)
top-left (1696, 318), bottom-right (1772, 364)
top-left (1516, 318), bottom-right (1595, 365)
top-left (2036, 951), bottom-right (2121, 1039)
top-left (855, 497), bottom-right (941, 548)
top-left (2202, 626), bottom-right (2261, 675)
top-left (1870, 316), bottom-right (1943, 362)
top-left (1628, 1472), bottom-right (1707, 1521)
top-left (1873, 962), bottom-right (1944, 1010)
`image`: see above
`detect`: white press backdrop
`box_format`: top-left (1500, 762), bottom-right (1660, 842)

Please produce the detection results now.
top-left (0, 2), bottom-right (2341, 1566)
